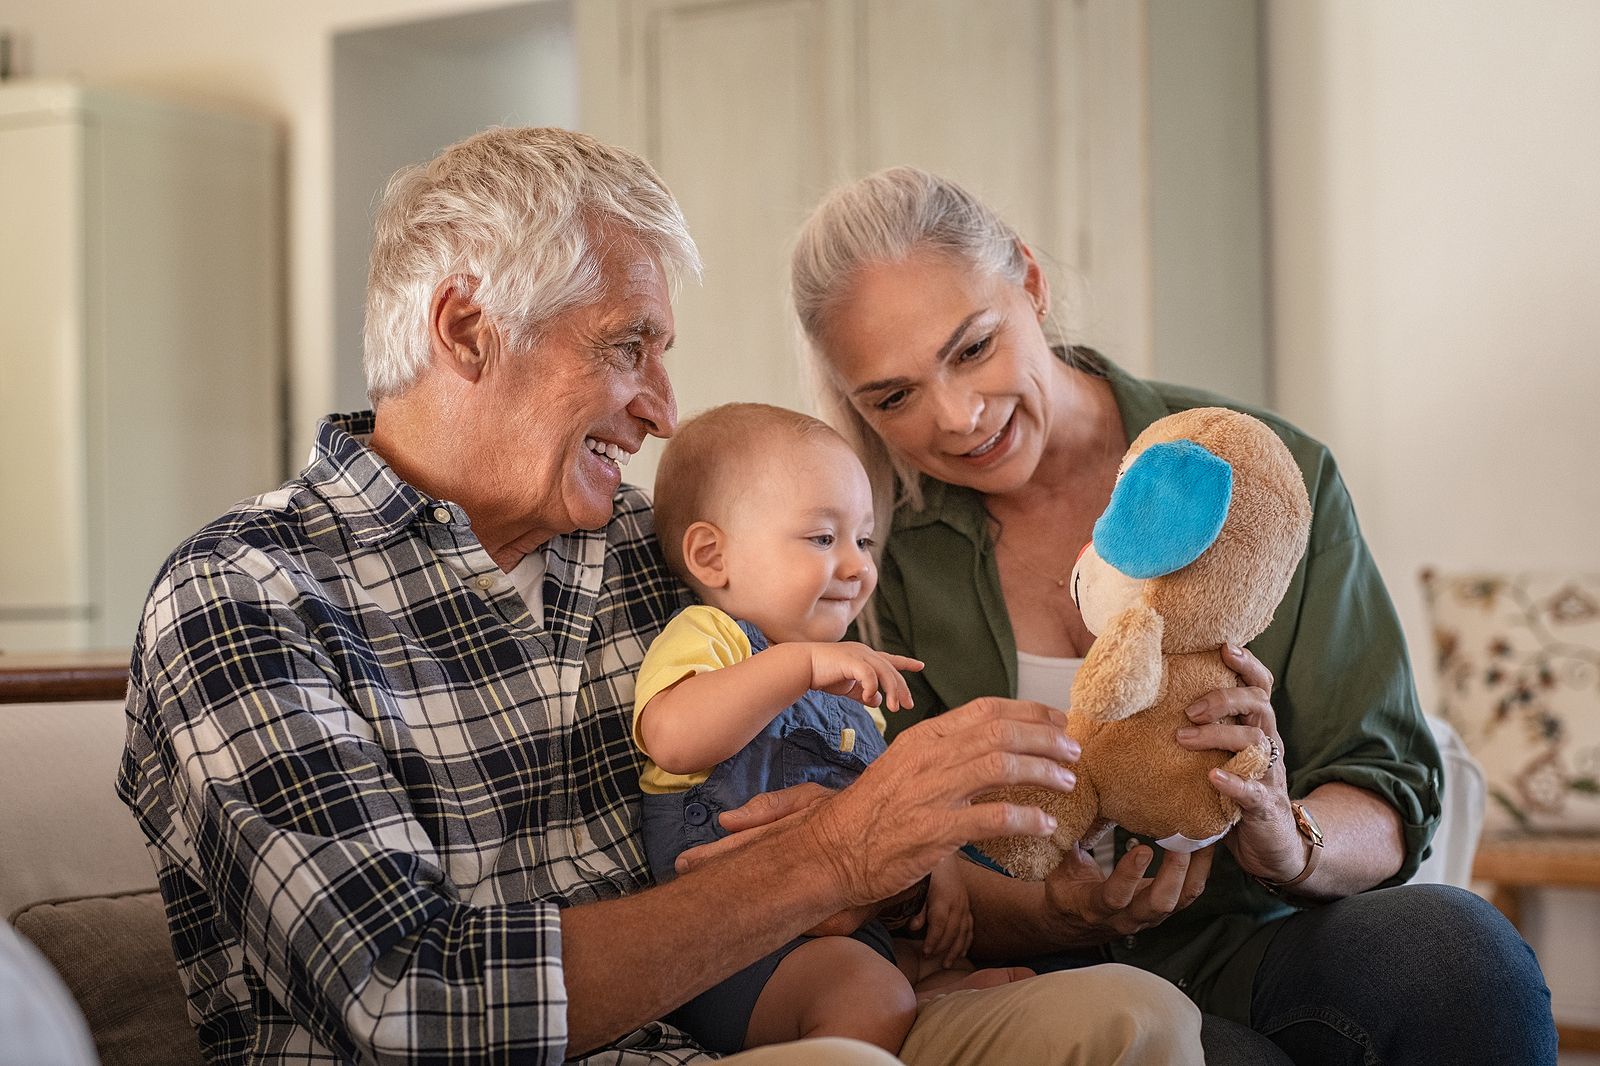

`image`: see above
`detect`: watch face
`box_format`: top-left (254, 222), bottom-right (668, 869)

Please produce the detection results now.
top-left (1293, 802), bottom-right (1324, 844)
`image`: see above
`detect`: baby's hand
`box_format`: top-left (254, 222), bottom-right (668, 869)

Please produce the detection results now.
top-left (910, 854), bottom-right (974, 968)
top-left (804, 642), bottom-right (923, 712)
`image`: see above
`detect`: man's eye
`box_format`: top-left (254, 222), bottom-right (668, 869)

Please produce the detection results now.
top-left (959, 336), bottom-right (992, 362)
top-left (874, 389), bottom-right (909, 412)
top-left (809, 534), bottom-right (836, 547)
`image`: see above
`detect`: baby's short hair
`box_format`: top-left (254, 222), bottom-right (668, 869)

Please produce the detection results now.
top-left (653, 402), bottom-right (845, 583)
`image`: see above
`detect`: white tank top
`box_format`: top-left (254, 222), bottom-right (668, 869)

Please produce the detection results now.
top-left (1014, 649), bottom-right (1082, 709)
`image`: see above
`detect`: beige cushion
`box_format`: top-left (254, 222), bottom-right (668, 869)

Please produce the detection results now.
top-left (11, 892), bottom-right (204, 1066)
top-left (1421, 570), bottom-right (1600, 833)
top-left (0, 701), bottom-right (156, 919)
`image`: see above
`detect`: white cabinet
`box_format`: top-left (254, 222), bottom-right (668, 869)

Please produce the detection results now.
top-left (0, 82), bottom-right (281, 652)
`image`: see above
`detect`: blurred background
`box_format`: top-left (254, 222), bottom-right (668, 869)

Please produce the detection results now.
top-left (0, 0), bottom-right (1595, 1055)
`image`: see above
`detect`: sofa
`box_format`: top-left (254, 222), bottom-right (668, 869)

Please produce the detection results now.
top-left (0, 686), bottom-right (1485, 1065)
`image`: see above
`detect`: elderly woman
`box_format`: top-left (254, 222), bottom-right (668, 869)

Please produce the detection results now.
top-left (118, 130), bottom-right (1203, 1065)
top-left (788, 166), bottom-right (1557, 1064)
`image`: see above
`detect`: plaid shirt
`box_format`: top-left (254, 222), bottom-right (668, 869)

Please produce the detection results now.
top-left (118, 413), bottom-right (707, 1065)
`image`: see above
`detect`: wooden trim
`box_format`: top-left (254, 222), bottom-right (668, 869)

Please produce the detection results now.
top-left (0, 650), bottom-right (129, 703)
top-left (1473, 834), bottom-right (1600, 890)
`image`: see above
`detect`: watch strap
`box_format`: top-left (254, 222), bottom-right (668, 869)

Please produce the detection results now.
top-left (1257, 801), bottom-right (1323, 891)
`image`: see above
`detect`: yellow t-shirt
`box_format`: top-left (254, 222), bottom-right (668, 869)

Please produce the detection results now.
top-left (633, 604), bottom-right (887, 794)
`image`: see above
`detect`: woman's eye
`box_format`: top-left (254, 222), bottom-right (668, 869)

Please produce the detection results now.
top-left (809, 534), bottom-right (836, 548)
top-left (959, 336), bottom-right (992, 362)
top-left (874, 389), bottom-right (909, 412)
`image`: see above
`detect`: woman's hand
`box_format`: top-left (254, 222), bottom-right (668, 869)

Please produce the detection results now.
top-left (1175, 643), bottom-right (1309, 884)
top-left (1041, 840), bottom-right (1213, 939)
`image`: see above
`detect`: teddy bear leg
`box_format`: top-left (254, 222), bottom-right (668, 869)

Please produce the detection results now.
top-left (1214, 737), bottom-right (1273, 824)
top-left (972, 780), bottom-right (1101, 881)
top-left (1223, 736), bottom-right (1272, 783)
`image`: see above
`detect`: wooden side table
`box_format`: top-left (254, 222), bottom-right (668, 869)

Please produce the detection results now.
top-left (1474, 833), bottom-right (1600, 1053)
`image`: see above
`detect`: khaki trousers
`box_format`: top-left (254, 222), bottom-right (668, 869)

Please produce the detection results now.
top-left (720, 964), bottom-right (1203, 1065)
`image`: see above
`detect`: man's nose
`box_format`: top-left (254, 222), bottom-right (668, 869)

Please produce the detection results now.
top-left (631, 355), bottom-right (678, 438)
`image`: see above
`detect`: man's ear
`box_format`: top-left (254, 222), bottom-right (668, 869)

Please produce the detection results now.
top-left (428, 276), bottom-right (492, 383)
top-left (1018, 241), bottom-right (1051, 321)
top-left (681, 521), bottom-right (728, 589)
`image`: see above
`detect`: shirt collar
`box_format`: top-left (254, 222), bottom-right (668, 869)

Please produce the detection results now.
top-left (303, 411), bottom-right (450, 549)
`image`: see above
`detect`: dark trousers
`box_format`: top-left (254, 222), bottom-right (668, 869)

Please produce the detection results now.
top-left (1203, 884), bottom-right (1556, 1065)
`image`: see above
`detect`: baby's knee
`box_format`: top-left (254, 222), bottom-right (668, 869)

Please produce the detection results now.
top-left (788, 938), bottom-right (916, 1053)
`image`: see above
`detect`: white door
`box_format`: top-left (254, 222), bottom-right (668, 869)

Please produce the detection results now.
top-left (578, 0), bottom-right (1151, 489)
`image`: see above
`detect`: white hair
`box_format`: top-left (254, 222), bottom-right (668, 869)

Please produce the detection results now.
top-left (791, 166), bottom-right (1047, 525)
top-left (363, 127), bottom-right (701, 401)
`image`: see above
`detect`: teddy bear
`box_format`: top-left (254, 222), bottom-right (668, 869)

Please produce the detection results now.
top-left (978, 407), bottom-right (1313, 881)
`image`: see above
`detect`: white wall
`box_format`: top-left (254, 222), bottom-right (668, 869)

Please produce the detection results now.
top-left (332, 2), bottom-right (576, 412)
top-left (1266, 0), bottom-right (1600, 1039)
top-left (0, 0), bottom-right (559, 463)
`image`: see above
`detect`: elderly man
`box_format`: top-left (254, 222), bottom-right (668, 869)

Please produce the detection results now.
top-left (118, 128), bottom-right (1201, 1064)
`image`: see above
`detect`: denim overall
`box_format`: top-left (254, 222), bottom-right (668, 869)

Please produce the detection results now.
top-left (641, 617), bottom-right (889, 886)
top-left (639, 617), bottom-right (897, 1053)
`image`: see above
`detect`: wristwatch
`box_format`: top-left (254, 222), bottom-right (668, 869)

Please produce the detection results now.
top-left (1255, 801), bottom-right (1324, 892)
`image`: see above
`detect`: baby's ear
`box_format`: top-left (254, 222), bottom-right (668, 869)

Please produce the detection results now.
top-left (681, 521), bottom-right (728, 589)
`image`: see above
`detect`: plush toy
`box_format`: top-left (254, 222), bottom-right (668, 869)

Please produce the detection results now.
top-left (979, 407), bottom-right (1313, 881)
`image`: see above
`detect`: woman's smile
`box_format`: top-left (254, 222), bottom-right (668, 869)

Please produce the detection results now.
top-left (954, 408), bottom-right (1023, 470)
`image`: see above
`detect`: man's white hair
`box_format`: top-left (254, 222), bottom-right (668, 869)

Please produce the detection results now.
top-left (363, 127), bottom-right (701, 401)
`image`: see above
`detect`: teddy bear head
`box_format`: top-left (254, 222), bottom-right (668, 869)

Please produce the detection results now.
top-left (1071, 407), bottom-right (1312, 653)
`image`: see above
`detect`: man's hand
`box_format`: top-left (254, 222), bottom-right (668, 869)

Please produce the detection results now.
top-left (673, 782), bottom-right (911, 936)
top-left (680, 697), bottom-right (1079, 915)
top-left (801, 642), bottom-right (923, 711)
top-left (787, 698), bottom-right (1080, 910)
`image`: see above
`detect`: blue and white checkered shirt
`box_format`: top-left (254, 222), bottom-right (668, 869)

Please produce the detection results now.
top-left (118, 412), bottom-right (705, 1064)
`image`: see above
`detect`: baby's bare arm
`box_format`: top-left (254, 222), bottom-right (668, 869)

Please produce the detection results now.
top-left (638, 645), bottom-right (814, 774)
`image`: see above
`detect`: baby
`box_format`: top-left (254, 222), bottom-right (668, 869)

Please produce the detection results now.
top-left (637, 402), bottom-right (1029, 1056)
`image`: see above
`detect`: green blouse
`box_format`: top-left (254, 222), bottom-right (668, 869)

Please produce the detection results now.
top-left (872, 353), bottom-right (1443, 1019)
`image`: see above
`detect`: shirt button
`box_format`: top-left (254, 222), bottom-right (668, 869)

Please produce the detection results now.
top-left (475, 575), bottom-right (494, 590)
top-left (685, 802), bottom-right (709, 826)
top-left (431, 506), bottom-right (452, 524)
top-left (1124, 935), bottom-right (1137, 951)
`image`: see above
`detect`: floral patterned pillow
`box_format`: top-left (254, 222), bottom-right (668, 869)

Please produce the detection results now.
top-left (1421, 570), bottom-right (1600, 834)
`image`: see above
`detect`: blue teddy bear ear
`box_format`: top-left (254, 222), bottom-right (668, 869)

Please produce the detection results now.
top-left (1093, 439), bottom-right (1233, 579)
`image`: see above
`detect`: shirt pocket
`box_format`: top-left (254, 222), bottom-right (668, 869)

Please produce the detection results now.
top-left (780, 724), bottom-right (874, 791)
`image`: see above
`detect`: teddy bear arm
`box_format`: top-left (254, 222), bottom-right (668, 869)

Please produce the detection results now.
top-left (1071, 605), bottom-right (1164, 722)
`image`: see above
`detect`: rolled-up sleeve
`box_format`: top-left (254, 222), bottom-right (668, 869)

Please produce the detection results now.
top-left (1262, 454), bottom-right (1442, 885)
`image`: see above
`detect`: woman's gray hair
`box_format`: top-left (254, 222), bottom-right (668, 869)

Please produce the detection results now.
top-left (791, 166), bottom-right (1037, 524)
top-left (363, 127), bottom-right (701, 401)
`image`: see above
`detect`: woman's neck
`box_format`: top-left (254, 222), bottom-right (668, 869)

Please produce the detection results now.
top-left (988, 364), bottom-right (1121, 519)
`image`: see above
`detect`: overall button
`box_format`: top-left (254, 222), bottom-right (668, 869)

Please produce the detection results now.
top-left (474, 575), bottom-right (494, 590)
top-left (685, 802), bottom-right (709, 826)
top-left (431, 506), bottom-right (452, 524)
